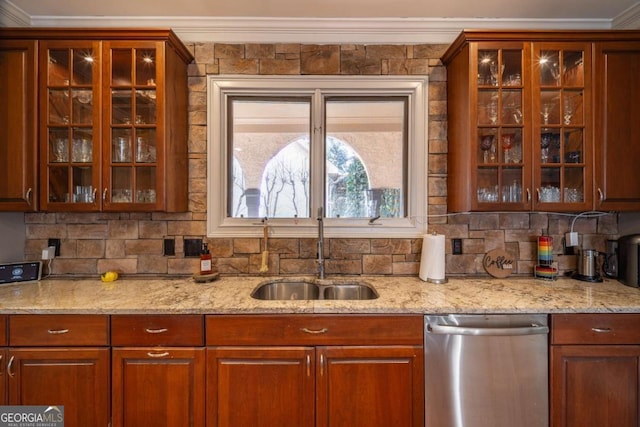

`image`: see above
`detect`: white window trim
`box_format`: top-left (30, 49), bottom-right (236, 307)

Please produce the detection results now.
top-left (207, 75), bottom-right (428, 238)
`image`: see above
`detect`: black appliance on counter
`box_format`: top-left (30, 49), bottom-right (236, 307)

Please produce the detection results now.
top-left (618, 234), bottom-right (640, 287)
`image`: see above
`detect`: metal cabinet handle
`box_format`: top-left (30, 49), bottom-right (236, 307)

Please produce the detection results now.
top-left (47, 328), bottom-right (70, 335)
top-left (300, 327), bottom-right (328, 335)
top-left (319, 353), bottom-right (325, 377)
top-left (526, 188), bottom-right (531, 203)
top-left (145, 328), bottom-right (168, 334)
top-left (92, 188), bottom-right (98, 203)
top-left (428, 323), bottom-right (549, 336)
top-left (147, 351), bottom-right (170, 358)
top-left (0, 354), bottom-right (3, 376)
top-left (102, 188), bottom-right (108, 202)
top-left (591, 327), bottom-right (612, 333)
top-left (597, 188), bottom-right (604, 205)
top-left (25, 188), bottom-right (32, 205)
top-left (7, 356), bottom-right (15, 378)
top-left (306, 354), bottom-right (311, 377)
top-left (535, 188), bottom-right (541, 202)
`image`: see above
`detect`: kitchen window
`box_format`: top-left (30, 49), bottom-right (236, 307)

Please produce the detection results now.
top-left (207, 76), bottom-right (427, 238)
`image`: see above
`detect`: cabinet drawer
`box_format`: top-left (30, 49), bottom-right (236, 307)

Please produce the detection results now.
top-left (551, 313), bottom-right (640, 345)
top-left (9, 314), bottom-right (109, 346)
top-left (206, 315), bottom-right (423, 346)
top-left (111, 315), bottom-right (204, 346)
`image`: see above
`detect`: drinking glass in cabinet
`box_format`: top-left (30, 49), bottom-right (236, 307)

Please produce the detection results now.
top-left (480, 134), bottom-right (496, 163)
top-left (52, 138), bottom-right (68, 162)
top-left (136, 137), bottom-right (156, 163)
top-left (501, 133), bottom-right (515, 163)
top-left (541, 133), bottom-right (552, 163)
top-left (502, 181), bottom-right (522, 203)
top-left (112, 189), bottom-right (132, 203)
top-left (478, 186), bottom-right (499, 202)
top-left (72, 138), bottom-right (92, 163)
top-left (74, 186), bottom-right (94, 203)
top-left (564, 188), bottom-right (583, 203)
top-left (113, 136), bottom-right (131, 163)
top-left (136, 189), bottom-right (156, 203)
top-left (540, 186), bottom-right (561, 202)
top-left (563, 97), bottom-right (573, 125)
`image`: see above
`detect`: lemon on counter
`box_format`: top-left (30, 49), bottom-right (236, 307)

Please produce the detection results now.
top-left (101, 271), bottom-right (119, 282)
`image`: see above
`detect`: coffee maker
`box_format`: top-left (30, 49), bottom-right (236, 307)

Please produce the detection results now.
top-left (618, 234), bottom-right (640, 287)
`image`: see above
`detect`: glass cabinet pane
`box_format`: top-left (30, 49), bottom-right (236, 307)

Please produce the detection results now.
top-left (478, 129), bottom-right (498, 164)
top-left (108, 45), bottom-right (159, 206)
top-left (135, 50), bottom-right (156, 86)
top-left (477, 50), bottom-right (499, 86)
top-left (540, 168), bottom-right (561, 202)
top-left (477, 168), bottom-right (499, 202)
top-left (44, 45), bottom-right (97, 207)
top-left (539, 50), bottom-right (561, 86)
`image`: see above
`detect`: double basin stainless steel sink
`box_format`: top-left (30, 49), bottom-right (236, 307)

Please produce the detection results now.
top-left (251, 278), bottom-right (378, 301)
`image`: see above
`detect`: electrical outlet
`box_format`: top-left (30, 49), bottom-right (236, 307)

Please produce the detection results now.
top-left (163, 238), bottom-right (176, 256)
top-left (184, 238), bottom-right (203, 257)
top-left (566, 232), bottom-right (579, 247)
top-left (452, 238), bottom-right (463, 255)
top-left (47, 238), bottom-right (61, 256)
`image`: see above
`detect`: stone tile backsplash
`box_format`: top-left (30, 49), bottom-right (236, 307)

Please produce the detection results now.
top-left (24, 42), bottom-right (621, 277)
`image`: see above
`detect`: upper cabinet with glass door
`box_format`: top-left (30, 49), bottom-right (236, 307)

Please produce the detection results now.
top-left (39, 40), bottom-right (101, 211)
top-left (475, 45), bottom-right (529, 210)
top-left (532, 43), bottom-right (592, 211)
top-left (443, 31), bottom-right (603, 213)
top-left (31, 29), bottom-right (193, 212)
top-left (104, 42), bottom-right (161, 211)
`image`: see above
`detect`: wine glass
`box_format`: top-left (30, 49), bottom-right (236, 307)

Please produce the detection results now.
top-left (489, 62), bottom-right (504, 86)
top-left (541, 103), bottom-right (554, 125)
top-left (480, 134), bottom-right (495, 163)
top-left (487, 101), bottom-right (498, 124)
top-left (549, 62), bottom-right (561, 85)
top-left (501, 133), bottom-right (514, 163)
top-left (563, 97), bottom-right (573, 125)
top-left (541, 133), bottom-right (553, 163)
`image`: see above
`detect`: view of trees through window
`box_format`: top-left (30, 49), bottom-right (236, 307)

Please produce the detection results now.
top-left (228, 97), bottom-right (406, 219)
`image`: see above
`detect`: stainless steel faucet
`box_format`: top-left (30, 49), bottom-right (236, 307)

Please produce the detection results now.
top-left (316, 207), bottom-right (325, 279)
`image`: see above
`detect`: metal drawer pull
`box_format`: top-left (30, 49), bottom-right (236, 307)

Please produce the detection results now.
top-left (320, 354), bottom-right (325, 377)
top-left (25, 188), bottom-right (32, 205)
top-left (597, 188), bottom-right (604, 205)
top-left (300, 327), bottom-right (328, 335)
top-left (591, 327), bottom-right (612, 333)
top-left (306, 354), bottom-right (311, 377)
top-left (145, 328), bottom-right (169, 334)
top-left (7, 356), bottom-right (15, 378)
top-left (147, 352), bottom-right (170, 358)
top-left (47, 328), bottom-right (70, 335)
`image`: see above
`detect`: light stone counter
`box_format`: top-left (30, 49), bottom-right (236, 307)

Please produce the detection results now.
top-left (1, 275), bottom-right (640, 314)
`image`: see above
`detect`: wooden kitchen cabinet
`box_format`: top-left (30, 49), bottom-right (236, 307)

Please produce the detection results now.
top-left (0, 39), bottom-right (38, 211)
top-left (444, 31), bottom-right (593, 212)
top-left (0, 315), bottom-right (6, 404)
top-left (0, 28), bottom-right (193, 212)
top-left (550, 313), bottom-right (640, 427)
top-left (444, 30), bottom-right (640, 213)
top-left (7, 314), bottom-right (110, 427)
top-left (594, 40), bottom-right (640, 210)
top-left (206, 315), bottom-right (424, 427)
top-left (111, 315), bottom-right (206, 427)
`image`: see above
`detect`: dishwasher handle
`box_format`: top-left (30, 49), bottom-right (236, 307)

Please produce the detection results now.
top-left (427, 323), bottom-right (549, 336)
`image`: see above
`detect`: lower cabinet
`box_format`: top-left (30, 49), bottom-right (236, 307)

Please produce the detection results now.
top-left (550, 313), bottom-right (640, 427)
top-left (111, 314), bottom-right (206, 427)
top-left (206, 315), bottom-right (424, 427)
top-left (112, 348), bottom-right (205, 427)
top-left (7, 348), bottom-right (110, 426)
top-left (7, 314), bottom-right (110, 427)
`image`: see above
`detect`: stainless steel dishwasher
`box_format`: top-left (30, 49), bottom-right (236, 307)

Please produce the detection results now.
top-left (425, 314), bottom-right (549, 427)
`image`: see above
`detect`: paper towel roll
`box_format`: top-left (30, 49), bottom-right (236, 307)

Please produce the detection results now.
top-left (419, 233), bottom-right (447, 283)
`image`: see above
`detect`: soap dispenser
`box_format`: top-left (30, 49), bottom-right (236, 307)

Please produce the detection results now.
top-left (200, 243), bottom-right (212, 275)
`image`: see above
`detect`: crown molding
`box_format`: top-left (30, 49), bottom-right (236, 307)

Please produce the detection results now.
top-left (14, 16), bottom-right (612, 44)
top-left (612, 2), bottom-right (640, 28)
top-left (0, 0), bottom-right (30, 27)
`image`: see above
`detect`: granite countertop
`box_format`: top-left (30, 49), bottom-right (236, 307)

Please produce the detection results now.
top-left (1, 275), bottom-right (640, 315)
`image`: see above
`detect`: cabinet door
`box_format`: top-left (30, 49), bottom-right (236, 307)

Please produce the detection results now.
top-left (0, 348), bottom-right (6, 405)
top-left (102, 41), bottom-right (164, 211)
top-left (317, 346), bottom-right (424, 427)
top-left (0, 39), bottom-right (38, 211)
top-left (206, 347), bottom-right (315, 427)
top-left (112, 347), bottom-right (205, 427)
top-left (7, 348), bottom-right (110, 427)
top-left (594, 41), bottom-right (640, 211)
top-left (551, 345), bottom-right (640, 427)
top-left (531, 42), bottom-right (593, 211)
top-left (471, 43), bottom-right (531, 211)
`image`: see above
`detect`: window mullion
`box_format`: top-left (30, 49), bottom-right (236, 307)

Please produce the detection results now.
top-left (310, 89), bottom-right (325, 218)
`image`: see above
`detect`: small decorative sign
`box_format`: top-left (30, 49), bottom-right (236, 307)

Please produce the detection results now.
top-left (483, 249), bottom-right (515, 278)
